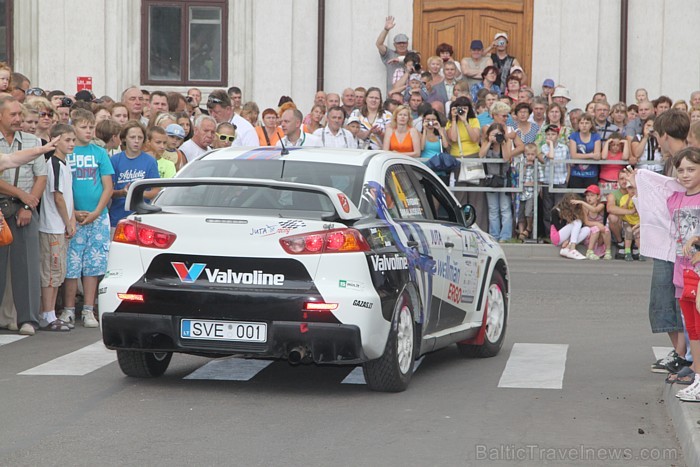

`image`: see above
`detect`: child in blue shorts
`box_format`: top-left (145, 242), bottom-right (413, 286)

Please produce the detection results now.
top-left (60, 109), bottom-right (114, 328)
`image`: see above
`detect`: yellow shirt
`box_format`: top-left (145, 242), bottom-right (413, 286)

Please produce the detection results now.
top-left (447, 118), bottom-right (481, 156)
top-left (620, 194), bottom-right (639, 225)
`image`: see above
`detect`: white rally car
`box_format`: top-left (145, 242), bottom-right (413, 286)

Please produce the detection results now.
top-left (99, 147), bottom-right (509, 392)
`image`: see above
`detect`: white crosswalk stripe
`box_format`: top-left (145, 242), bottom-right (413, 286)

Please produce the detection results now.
top-left (0, 335), bottom-right (28, 347)
top-left (19, 341), bottom-right (116, 376)
top-left (341, 356), bottom-right (425, 385)
top-left (498, 343), bottom-right (569, 389)
top-left (184, 357), bottom-right (273, 381)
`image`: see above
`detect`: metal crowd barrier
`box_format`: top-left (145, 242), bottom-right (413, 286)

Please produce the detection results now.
top-left (419, 156), bottom-right (659, 242)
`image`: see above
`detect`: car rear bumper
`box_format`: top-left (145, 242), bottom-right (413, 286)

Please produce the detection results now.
top-left (101, 312), bottom-right (366, 364)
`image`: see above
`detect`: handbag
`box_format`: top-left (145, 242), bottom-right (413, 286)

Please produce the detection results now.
top-left (0, 168), bottom-right (21, 219)
top-left (682, 269), bottom-right (700, 301)
top-left (454, 122), bottom-right (485, 184)
top-left (484, 174), bottom-right (507, 188)
top-left (426, 151), bottom-right (460, 173)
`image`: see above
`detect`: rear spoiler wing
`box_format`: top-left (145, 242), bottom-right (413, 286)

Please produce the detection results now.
top-left (125, 177), bottom-right (363, 221)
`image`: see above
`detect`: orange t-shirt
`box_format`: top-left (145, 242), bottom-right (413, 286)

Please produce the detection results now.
top-left (256, 126), bottom-right (283, 146)
top-left (390, 131), bottom-right (414, 153)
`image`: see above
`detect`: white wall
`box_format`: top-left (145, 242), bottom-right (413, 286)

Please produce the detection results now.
top-left (14, 0), bottom-right (700, 118)
top-left (532, 0), bottom-right (700, 110)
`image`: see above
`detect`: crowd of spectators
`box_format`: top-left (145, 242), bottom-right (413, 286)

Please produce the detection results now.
top-left (2, 15), bottom-right (700, 338)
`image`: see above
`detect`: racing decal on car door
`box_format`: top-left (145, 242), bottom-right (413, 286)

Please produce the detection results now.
top-left (361, 181), bottom-right (436, 325)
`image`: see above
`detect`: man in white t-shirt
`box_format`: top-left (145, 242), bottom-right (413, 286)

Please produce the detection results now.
top-left (205, 89), bottom-right (258, 147)
top-left (276, 109), bottom-right (322, 148)
top-left (313, 107), bottom-right (355, 148)
top-left (179, 115), bottom-right (216, 163)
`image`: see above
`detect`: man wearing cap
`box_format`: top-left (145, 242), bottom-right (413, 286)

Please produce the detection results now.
top-left (485, 32), bottom-right (520, 89)
top-left (376, 16), bottom-right (412, 94)
top-left (461, 40), bottom-right (493, 88)
top-left (313, 106), bottom-right (354, 148)
top-left (541, 79), bottom-right (555, 100)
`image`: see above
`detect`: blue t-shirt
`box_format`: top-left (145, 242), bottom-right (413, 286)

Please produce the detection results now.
top-left (66, 143), bottom-right (115, 214)
top-left (109, 151), bottom-right (160, 226)
top-left (569, 132), bottom-right (602, 178)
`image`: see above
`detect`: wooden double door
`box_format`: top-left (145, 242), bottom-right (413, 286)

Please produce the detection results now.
top-left (412, 0), bottom-right (533, 78)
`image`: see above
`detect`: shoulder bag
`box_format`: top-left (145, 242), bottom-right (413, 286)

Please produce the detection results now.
top-left (455, 120), bottom-right (485, 184)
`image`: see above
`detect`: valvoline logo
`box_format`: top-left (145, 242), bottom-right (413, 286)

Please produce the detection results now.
top-left (171, 262), bottom-right (206, 283)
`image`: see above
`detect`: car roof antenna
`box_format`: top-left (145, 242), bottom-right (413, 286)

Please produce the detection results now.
top-left (279, 137), bottom-right (289, 156)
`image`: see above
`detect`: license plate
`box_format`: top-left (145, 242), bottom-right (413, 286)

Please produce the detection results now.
top-left (180, 319), bottom-right (267, 343)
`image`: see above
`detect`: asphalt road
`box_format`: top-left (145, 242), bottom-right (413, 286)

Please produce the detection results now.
top-left (0, 253), bottom-right (684, 467)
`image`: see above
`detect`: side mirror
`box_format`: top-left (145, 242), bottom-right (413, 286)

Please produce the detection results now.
top-left (462, 204), bottom-right (476, 228)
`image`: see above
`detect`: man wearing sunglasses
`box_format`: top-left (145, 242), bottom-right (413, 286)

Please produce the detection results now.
top-left (205, 90), bottom-right (258, 147)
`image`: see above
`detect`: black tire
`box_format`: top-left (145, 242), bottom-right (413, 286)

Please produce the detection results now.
top-left (362, 292), bottom-right (417, 392)
top-left (458, 270), bottom-right (507, 358)
top-left (117, 350), bottom-right (172, 378)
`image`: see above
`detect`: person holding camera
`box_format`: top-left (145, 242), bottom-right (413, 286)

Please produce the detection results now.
top-left (446, 96), bottom-right (488, 230)
top-left (485, 32), bottom-right (521, 89)
top-left (480, 122), bottom-right (514, 242)
top-left (631, 116), bottom-right (664, 173)
top-left (389, 52), bottom-right (423, 98)
top-left (420, 109), bottom-right (449, 158)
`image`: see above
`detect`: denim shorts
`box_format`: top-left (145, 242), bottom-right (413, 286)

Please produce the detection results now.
top-left (648, 259), bottom-right (684, 333)
top-left (66, 212), bottom-right (110, 278)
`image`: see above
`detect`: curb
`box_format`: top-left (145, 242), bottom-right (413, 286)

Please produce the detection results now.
top-left (500, 243), bottom-right (561, 259)
top-left (663, 382), bottom-right (700, 466)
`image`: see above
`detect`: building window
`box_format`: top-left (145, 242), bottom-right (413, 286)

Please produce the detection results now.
top-left (141, 0), bottom-right (227, 86)
top-left (0, 0), bottom-right (13, 64)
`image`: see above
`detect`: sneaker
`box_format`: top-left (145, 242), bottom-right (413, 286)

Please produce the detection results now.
top-left (676, 374), bottom-right (700, 398)
top-left (566, 249), bottom-right (586, 260)
top-left (58, 309), bottom-right (75, 329)
top-left (82, 310), bottom-right (99, 328)
top-left (603, 250), bottom-right (612, 260)
top-left (18, 323), bottom-right (35, 336)
top-left (586, 250), bottom-right (599, 260)
top-left (638, 255), bottom-right (646, 262)
top-left (559, 247), bottom-right (570, 258)
top-left (625, 253), bottom-right (633, 261)
top-left (651, 351), bottom-right (677, 373)
top-left (666, 356), bottom-right (692, 374)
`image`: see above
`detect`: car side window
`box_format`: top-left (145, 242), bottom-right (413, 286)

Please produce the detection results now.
top-left (384, 165), bottom-right (428, 220)
top-left (410, 167), bottom-right (459, 223)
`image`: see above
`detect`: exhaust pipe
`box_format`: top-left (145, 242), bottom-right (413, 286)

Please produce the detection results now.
top-left (288, 346), bottom-right (306, 364)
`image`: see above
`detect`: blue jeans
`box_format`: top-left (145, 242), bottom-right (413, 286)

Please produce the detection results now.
top-left (485, 192), bottom-right (513, 241)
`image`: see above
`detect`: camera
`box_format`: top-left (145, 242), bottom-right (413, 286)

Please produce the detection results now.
top-left (186, 96), bottom-right (194, 104)
top-left (457, 107), bottom-right (465, 116)
top-left (413, 63), bottom-right (421, 73)
top-left (59, 97), bottom-right (74, 108)
top-left (495, 133), bottom-right (506, 144)
top-left (497, 40), bottom-right (506, 47)
top-left (426, 121), bottom-right (435, 127)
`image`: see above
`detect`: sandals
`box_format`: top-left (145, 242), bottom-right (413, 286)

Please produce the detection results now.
top-left (518, 229), bottom-right (530, 242)
top-left (666, 366), bottom-right (695, 385)
top-left (39, 319), bottom-right (71, 332)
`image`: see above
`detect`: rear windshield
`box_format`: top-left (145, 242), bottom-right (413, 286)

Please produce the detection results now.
top-left (155, 160), bottom-right (366, 212)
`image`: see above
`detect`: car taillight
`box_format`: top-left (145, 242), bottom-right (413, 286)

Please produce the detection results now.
top-left (279, 228), bottom-right (370, 254)
top-left (303, 302), bottom-right (338, 311)
top-left (117, 293), bottom-right (145, 303)
top-left (113, 220), bottom-right (177, 249)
